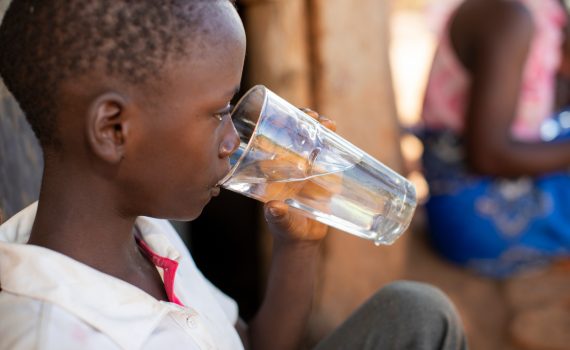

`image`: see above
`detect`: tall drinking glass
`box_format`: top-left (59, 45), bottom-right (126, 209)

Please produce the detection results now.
top-left (218, 85), bottom-right (417, 245)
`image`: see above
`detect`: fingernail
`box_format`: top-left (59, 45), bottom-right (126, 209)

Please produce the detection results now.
top-left (268, 207), bottom-right (281, 217)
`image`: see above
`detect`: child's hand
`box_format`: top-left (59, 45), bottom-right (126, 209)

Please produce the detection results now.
top-left (263, 108), bottom-right (336, 244)
top-left (300, 107), bottom-right (337, 132)
top-left (264, 200), bottom-right (327, 243)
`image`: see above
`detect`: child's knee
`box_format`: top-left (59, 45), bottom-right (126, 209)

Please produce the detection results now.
top-left (374, 281), bottom-right (466, 348)
top-left (374, 281), bottom-right (459, 321)
top-left (379, 280), bottom-right (448, 302)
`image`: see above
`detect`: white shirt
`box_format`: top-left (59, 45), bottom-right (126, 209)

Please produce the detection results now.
top-left (0, 203), bottom-right (245, 350)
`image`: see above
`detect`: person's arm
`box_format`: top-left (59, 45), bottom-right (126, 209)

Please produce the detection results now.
top-left (235, 317), bottom-right (251, 349)
top-left (556, 13), bottom-right (570, 108)
top-left (454, 1), bottom-right (570, 177)
top-left (233, 203), bottom-right (326, 350)
top-left (247, 204), bottom-right (323, 350)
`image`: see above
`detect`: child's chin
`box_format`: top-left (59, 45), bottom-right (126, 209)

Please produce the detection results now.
top-left (172, 205), bottom-right (206, 222)
top-left (147, 205), bottom-right (201, 222)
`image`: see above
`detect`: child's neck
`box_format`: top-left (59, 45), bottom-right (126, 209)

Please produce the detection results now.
top-left (27, 166), bottom-right (169, 302)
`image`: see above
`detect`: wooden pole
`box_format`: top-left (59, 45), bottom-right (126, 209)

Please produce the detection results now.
top-left (306, 0), bottom-right (408, 343)
top-left (240, 0), bottom-right (312, 106)
top-left (241, 0), bottom-right (409, 344)
top-left (239, 0), bottom-right (314, 298)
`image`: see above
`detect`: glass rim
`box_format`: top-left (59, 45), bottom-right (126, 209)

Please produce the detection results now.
top-left (217, 84), bottom-right (268, 186)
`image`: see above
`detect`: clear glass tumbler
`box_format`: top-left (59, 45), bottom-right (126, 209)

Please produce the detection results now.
top-left (219, 85), bottom-right (417, 245)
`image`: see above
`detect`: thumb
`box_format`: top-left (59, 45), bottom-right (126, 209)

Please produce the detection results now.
top-left (264, 200), bottom-right (290, 228)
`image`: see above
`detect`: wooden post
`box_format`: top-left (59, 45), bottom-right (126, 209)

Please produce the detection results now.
top-left (240, 0), bottom-right (312, 106)
top-left (241, 0), bottom-right (409, 344)
top-left (239, 0), bottom-right (314, 295)
top-left (306, 0), bottom-right (408, 342)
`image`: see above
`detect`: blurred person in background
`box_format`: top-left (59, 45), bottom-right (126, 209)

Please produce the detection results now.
top-left (419, 0), bottom-right (570, 277)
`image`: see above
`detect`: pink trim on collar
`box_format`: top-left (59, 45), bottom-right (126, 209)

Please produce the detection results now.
top-left (135, 237), bottom-right (184, 306)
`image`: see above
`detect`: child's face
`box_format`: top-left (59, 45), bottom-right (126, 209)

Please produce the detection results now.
top-left (118, 2), bottom-right (246, 220)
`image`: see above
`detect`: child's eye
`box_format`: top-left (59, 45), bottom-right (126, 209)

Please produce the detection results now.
top-left (214, 104), bottom-right (234, 121)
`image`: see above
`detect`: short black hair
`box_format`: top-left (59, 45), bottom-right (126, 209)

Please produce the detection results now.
top-left (0, 0), bottom-right (229, 148)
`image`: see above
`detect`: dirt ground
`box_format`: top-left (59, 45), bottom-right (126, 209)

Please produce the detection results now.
top-left (405, 208), bottom-right (570, 350)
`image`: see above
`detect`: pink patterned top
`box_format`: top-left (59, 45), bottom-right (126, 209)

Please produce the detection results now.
top-left (422, 0), bottom-right (567, 141)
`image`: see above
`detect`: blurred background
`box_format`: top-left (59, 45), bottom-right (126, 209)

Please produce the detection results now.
top-left (1, 0), bottom-right (569, 349)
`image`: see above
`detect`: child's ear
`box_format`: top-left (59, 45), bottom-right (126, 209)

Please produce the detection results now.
top-left (86, 92), bottom-right (128, 164)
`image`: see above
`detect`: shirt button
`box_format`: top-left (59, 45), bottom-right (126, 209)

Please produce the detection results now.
top-left (186, 315), bottom-right (198, 329)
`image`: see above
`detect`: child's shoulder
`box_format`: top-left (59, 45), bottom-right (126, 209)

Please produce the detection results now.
top-left (453, 0), bottom-right (532, 30)
top-left (450, 0), bottom-right (534, 60)
top-left (0, 291), bottom-right (118, 349)
top-left (0, 292), bottom-right (54, 348)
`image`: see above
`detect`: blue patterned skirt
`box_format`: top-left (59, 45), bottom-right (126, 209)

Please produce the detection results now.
top-left (420, 115), bottom-right (570, 278)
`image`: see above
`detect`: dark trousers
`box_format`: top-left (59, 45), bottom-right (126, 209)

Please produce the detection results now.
top-left (314, 281), bottom-right (468, 350)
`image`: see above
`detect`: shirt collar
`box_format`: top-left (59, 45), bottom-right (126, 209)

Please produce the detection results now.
top-left (0, 202), bottom-right (184, 350)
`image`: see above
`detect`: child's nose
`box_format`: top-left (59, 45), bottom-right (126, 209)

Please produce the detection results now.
top-left (219, 117), bottom-right (240, 158)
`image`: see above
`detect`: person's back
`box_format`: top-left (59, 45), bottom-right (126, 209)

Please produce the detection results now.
top-left (424, 0), bottom-right (565, 141)
top-left (420, 0), bottom-right (570, 277)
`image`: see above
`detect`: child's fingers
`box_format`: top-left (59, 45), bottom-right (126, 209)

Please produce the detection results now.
top-left (318, 116), bottom-right (337, 132)
top-left (263, 200), bottom-right (291, 229)
top-left (300, 107), bottom-right (320, 120)
top-left (299, 107), bottom-right (337, 132)
top-left (264, 200), bottom-right (329, 242)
